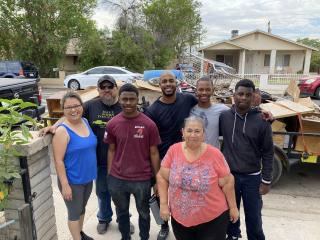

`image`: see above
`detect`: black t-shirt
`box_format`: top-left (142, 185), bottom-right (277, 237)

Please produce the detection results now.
top-left (145, 93), bottom-right (197, 159)
top-left (83, 98), bottom-right (122, 166)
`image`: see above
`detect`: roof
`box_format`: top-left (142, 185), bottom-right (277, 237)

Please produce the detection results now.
top-left (198, 40), bottom-right (252, 51)
top-left (199, 29), bottom-right (318, 52)
top-left (65, 38), bottom-right (80, 55)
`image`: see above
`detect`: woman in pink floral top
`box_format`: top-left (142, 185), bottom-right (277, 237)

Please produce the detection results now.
top-left (157, 116), bottom-right (239, 240)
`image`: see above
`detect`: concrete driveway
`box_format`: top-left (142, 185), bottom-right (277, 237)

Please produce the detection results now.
top-left (52, 163), bottom-right (320, 240)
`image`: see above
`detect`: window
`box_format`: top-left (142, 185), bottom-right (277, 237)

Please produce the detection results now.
top-left (7, 62), bottom-right (21, 72)
top-left (283, 55), bottom-right (290, 66)
top-left (216, 55), bottom-right (224, 62)
top-left (216, 55), bottom-right (233, 66)
top-left (103, 68), bottom-right (126, 74)
top-left (0, 62), bottom-right (6, 72)
top-left (87, 68), bottom-right (104, 74)
top-left (264, 54), bottom-right (270, 66)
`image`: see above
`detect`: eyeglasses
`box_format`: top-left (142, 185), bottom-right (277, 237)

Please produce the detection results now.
top-left (100, 85), bottom-right (114, 90)
top-left (63, 104), bottom-right (82, 110)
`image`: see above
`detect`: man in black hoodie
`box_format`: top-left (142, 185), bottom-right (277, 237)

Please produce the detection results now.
top-left (220, 79), bottom-right (273, 240)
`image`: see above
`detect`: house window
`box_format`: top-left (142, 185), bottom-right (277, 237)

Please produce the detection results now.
top-left (216, 55), bottom-right (233, 66)
top-left (216, 55), bottom-right (224, 62)
top-left (283, 54), bottom-right (290, 66)
top-left (264, 54), bottom-right (270, 66)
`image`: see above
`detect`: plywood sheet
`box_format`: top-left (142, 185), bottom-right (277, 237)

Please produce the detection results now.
top-left (286, 79), bottom-right (300, 101)
top-left (296, 97), bottom-right (317, 110)
top-left (272, 120), bottom-right (286, 147)
top-left (135, 80), bottom-right (161, 92)
top-left (295, 113), bottom-right (320, 154)
top-left (275, 100), bottom-right (313, 113)
top-left (260, 103), bottom-right (297, 118)
top-left (260, 100), bottom-right (314, 119)
top-left (77, 88), bottom-right (98, 102)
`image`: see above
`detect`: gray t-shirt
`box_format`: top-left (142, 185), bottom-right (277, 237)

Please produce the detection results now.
top-left (190, 104), bottom-right (229, 148)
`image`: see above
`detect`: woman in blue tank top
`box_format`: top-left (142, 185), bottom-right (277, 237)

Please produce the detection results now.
top-left (52, 92), bottom-right (97, 240)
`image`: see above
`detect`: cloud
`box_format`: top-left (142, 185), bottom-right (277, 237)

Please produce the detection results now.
top-left (200, 0), bottom-right (320, 44)
top-left (92, 0), bottom-right (320, 44)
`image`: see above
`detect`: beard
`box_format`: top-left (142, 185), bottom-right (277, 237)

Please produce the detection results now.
top-left (161, 88), bottom-right (176, 97)
top-left (101, 96), bottom-right (117, 106)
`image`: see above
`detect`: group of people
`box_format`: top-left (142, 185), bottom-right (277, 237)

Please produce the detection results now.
top-left (44, 70), bottom-right (274, 240)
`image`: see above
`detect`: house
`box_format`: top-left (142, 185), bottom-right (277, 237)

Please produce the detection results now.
top-left (198, 29), bottom-right (318, 74)
top-left (59, 38), bottom-right (79, 75)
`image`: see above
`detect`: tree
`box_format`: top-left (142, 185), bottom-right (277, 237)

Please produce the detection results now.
top-left (103, 0), bottom-right (143, 32)
top-left (77, 26), bottom-right (110, 71)
top-left (0, 0), bottom-right (96, 77)
top-left (143, 0), bottom-right (204, 60)
top-left (108, 28), bottom-right (155, 72)
top-left (297, 38), bottom-right (320, 73)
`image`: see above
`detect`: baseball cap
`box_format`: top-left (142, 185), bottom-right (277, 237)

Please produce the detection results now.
top-left (97, 75), bottom-right (117, 87)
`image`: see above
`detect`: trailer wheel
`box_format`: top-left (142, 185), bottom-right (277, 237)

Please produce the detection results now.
top-left (272, 153), bottom-right (283, 186)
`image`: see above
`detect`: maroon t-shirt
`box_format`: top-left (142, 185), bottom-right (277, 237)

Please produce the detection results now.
top-left (104, 112), bottom-right (161, 181)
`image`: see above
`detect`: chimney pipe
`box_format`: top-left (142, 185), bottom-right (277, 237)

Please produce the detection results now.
top-left (268, 21), bottom-right (271, 33)
top-left (231, 30), bottom-right (239, 38)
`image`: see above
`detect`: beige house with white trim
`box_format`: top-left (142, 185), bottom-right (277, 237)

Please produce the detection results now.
top-left (198, 30), bottom-right (318, 74)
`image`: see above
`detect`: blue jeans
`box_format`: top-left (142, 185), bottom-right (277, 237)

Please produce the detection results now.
top-left (96, 166), bottom-right (113, 223)
top-left (108, 175), bottom-right (151, 240)
top-left (227, 173), bottom-right (265, 240)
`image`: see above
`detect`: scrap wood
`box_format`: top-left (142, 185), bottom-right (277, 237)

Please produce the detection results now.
top-left (286, 79), bottom-right (300, 101)
top-left (260, 103), bottom-right (296, 118)
top-left (260, 100), bottom-right (314, 119)
top-left (135, 80), bottom-right (161, 92)
top-left (296, 97), bottom-right (316, 109)
top-left (274, 100), bottom-right (313, 113)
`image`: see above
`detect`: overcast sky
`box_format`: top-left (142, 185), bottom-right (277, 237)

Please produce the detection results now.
top-left (92, 0), bottom-right (320, 46)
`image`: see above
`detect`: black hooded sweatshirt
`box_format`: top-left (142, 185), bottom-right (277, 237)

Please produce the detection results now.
top-left (219, 105), bottom-right (274, 183)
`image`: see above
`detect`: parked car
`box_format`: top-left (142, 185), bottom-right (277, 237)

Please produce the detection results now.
top-left (298, 76), bottom-right (320, 99)
top-left (64, 66), bottom-right (143, 90)
top-left (0, 60), bottom-right (39, 79)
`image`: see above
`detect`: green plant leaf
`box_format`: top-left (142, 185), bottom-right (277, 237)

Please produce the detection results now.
top-left (19, 102), bottom-right (37, 109)
top-left (10, 99), bottom-right (23, 105)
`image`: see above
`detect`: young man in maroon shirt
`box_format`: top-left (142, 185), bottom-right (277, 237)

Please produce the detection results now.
top-left (105, 83), bottom-right (161, 240)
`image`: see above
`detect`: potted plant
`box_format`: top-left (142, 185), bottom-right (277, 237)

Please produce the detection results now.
top-left (0, 99), bottom-right (39, 210)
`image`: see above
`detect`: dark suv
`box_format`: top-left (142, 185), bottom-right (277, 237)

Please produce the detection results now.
top-left (0, 61), bottom-right (39, 79)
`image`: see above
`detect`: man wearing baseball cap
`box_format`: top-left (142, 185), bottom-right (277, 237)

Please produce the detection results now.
top-left (84, 75), bottom-right (135, 235)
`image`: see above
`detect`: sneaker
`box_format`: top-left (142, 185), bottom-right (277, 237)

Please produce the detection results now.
top-left (226, 236), bottom-right (238, 240)
top-left (97, 221), bottom-right (109, 234)
top-left (129, 221), bottom-right (135, 235)
top-left (157, 226), bottom-right (169, 240)
top-left (80, 231), bottom-right (94, 240)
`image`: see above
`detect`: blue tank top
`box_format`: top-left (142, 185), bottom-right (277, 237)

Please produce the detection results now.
top-left (59, 118), bottom-right (97, 184)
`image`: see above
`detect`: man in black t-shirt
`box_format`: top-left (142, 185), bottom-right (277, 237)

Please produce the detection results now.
top-left (83, 75), bottom-right (123, 235)
top-left (144, 71), bottom-right (197, 240)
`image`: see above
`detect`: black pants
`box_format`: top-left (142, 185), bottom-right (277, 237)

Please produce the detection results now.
top-left (171, 210), bottom-right (229, 240)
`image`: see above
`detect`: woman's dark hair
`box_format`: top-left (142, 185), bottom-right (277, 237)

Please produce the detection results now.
top-left (60, 91), bottom-right (83, 109)
top-left (235, 79), bottom-right (255, 91)
top-left (119, 83), bottom-right (139, 97)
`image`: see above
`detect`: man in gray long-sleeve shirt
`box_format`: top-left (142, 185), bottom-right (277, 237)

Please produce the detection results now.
top-left (220, 79), bottom-right (274, 240)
